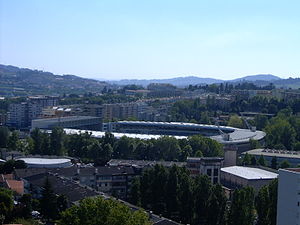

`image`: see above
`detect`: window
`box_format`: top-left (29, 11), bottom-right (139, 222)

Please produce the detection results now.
top-left (207, 169), bottom-right (212, 176)
top-left (214, 168), bottom-right (219, 176)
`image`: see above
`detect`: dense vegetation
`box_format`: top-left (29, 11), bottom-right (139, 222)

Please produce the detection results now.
top-left (59, 197), bottom-right (151, 225)
top-left (3, 127), bottom-right (221, 164)
top-left (129, 164), bottom-right (278, 225)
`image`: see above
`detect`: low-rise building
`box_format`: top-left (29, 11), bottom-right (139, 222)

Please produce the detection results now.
top-left (243, 148), bottom-right (300, 167)
top-left (186, 157), bottom-right (223, 184)
top-left (220, 166), bottom-right (278, 191)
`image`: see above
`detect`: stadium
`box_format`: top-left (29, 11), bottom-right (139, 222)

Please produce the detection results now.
top-left (66, 121), bottom-right (266, 152)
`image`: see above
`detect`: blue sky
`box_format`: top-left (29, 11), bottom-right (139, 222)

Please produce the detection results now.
top-left (1, 0), bottom-right (300, 80)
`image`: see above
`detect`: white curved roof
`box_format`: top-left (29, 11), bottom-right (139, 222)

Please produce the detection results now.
top-left (17, 157), bottom-right (71, 165)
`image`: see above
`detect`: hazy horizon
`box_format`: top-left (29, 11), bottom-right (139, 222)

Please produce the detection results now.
top-left (1, 0), bottom-right (300, 80)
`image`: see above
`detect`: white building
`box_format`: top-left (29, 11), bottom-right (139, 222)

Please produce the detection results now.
top-left (277, 168), bottom-right (300, 225)
top-left (220, 166), bottom-right (278, 191)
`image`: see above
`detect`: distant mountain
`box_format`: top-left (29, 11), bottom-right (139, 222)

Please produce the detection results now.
top-left (231, 74), bottom-right (281, 82)
top-left (0, 64), bottom-right (109, 96)
top-left (108, 74), bottom-right (283, 87)
top-left (110, 76), bottom-right (223, 87)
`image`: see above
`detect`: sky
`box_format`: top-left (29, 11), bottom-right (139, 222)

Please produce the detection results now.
top-left (1, 0), bottom-right (300, 80)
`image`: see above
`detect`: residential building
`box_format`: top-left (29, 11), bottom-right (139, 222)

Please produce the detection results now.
top-left (7, 96), bottom-right (59, 128)
top-left (277, 168), bottom-right (300, 225)
top-left (186, 157), bottom-right (223, 184)
top-left (220, 166), bottom-right (278, 191)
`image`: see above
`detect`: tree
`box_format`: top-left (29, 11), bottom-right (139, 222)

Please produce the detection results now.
top-left (280, 160), bottom-right (290, 169)
top-left (19, 194), bottom-right (33, 219)
top-left (251, 156), bottom-right (257, 166)
top-left (50, 127), bottom-right (66, 155)
top-left (228, 115), bottom-right (244, 128)
top-left (0, 188), bottom-right (14, 222)
top-left (0, 126), bottom-right (9, 148)
top-left (129, 177), bottom-right (141, 206)
top-left (228, 187), bottom-right (255, 225)
top-left (193, 175), bottom-right (212, 225)
top-left (258, 155), bottom-right (266, 166)
top-left (265, 118), bottom-right (296, 150)
top-left (8, 130), bottom-right (19, 151)
top-left (206, 184), bottom-right (227, 225)
top-left (59, 197), bottom-right (151, 225)
top-left (271, 156), bottom-right (278, 169)
top-left (40, 177), bottom-right (57, 221)
top-left (255, 179), bottom-right (278, 225)
top-left (242, 153), bottom-right (251, 165)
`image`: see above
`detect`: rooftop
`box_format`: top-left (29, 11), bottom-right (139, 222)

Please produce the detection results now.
top-left (221, 166), bottom-right (278, 180)
top-left (32, 116), bottom-right (100, 123)
top-left (244, 148), bottom-right (300, 159)
top-left (17, 157), bottom-right (71, 165)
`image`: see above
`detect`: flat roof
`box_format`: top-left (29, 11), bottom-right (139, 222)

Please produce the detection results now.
top-left (244, 149), bottom-right (300, 159)
top-left (221, 166), bottom-right (278, 180)
top-left (17, 158), bottom-right (71, 165)
top-left (32, 116), bottom-right (100, 123)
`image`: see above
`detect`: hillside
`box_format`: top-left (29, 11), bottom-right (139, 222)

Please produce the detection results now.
top-left (0, 64), bottom-right (109, 96)
top-left (109, 74), bottom-right (283, 87)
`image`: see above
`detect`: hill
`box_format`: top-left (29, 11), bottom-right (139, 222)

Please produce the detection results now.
top-left (110, 76), bottom-right (223, 87)
top-left (0, 64), bottom-right (109, 96)
top-left (109, 74), bottom-right (283, 87)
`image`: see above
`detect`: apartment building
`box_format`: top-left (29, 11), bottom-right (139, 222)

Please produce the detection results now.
top-left (277, 168), bottom-right (300, 225)
top-left (186, 157), bottom-right (223, 184)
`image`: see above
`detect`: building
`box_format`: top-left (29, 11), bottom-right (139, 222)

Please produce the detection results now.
top-left (186, 157), bottom-right (223, 184)
top-left (7, 96), bottom-right (59, 128)
top-left (31, 116), bottom-right (102, 130)
top-left (17, 157), bottom-right (72, 168)
top-left (107, 159), bottom-right (186, 169)
top-left (243, 148), bottom-right (300, 167)
top-left (220, 166), bottom-right (278, 191)
top-left (0, 174), bottom-right (24, 195)
top-left (277, 168), bottom-right (300, 225)
top-left (103, 121), bottom-right (266, 151)
top-left (15, 165), bottom-right (138, 200)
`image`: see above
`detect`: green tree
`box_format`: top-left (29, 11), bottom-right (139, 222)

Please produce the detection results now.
top-left (251, 156), bottom-right (257, 166)
top-left (19, 194), bottom-right (33, 219)
top-left (242, 153), bottom-right (251, 165)
top-left (271, 156), bottom-right (278, 169)
top-left (8, 130), bottom-right (19, 151)
top-left (258, 155), bottom-right (266, 166)
top-left (193, 175), bottom-right (212, 225)
top-left (50, 127), bottom-right (66, 155)
top-left (0, 126), bottom-right (9, 148)
top-left (59, 197), bottom-right (151, 225)
top-left (129, 177), bottom-right (141, 206)
top-left (280, 160), bottom-right (290, 169)
top-left (265, 118), bottom-right (296, 150)
top-left (0, 188), bottom-right (14, 222)
top-left (228, 187), bottom-right (255, 225)
top-left (206, 184), bottom-right (227, 225)
top-left (40, 177), bottom-right (57, 221)
top-left (228, 115), bottom-right (244, 128)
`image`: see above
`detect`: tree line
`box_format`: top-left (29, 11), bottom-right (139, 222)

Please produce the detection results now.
top-left (0, 127), bottom-right (223, 164)
top-left (129, 164), bottom-right (278, 225)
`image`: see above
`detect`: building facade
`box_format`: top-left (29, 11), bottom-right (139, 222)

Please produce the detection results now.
top-left (277, 168), bottom-right (300, 225)
top-left (186, 157), bottom-right (223, 184)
